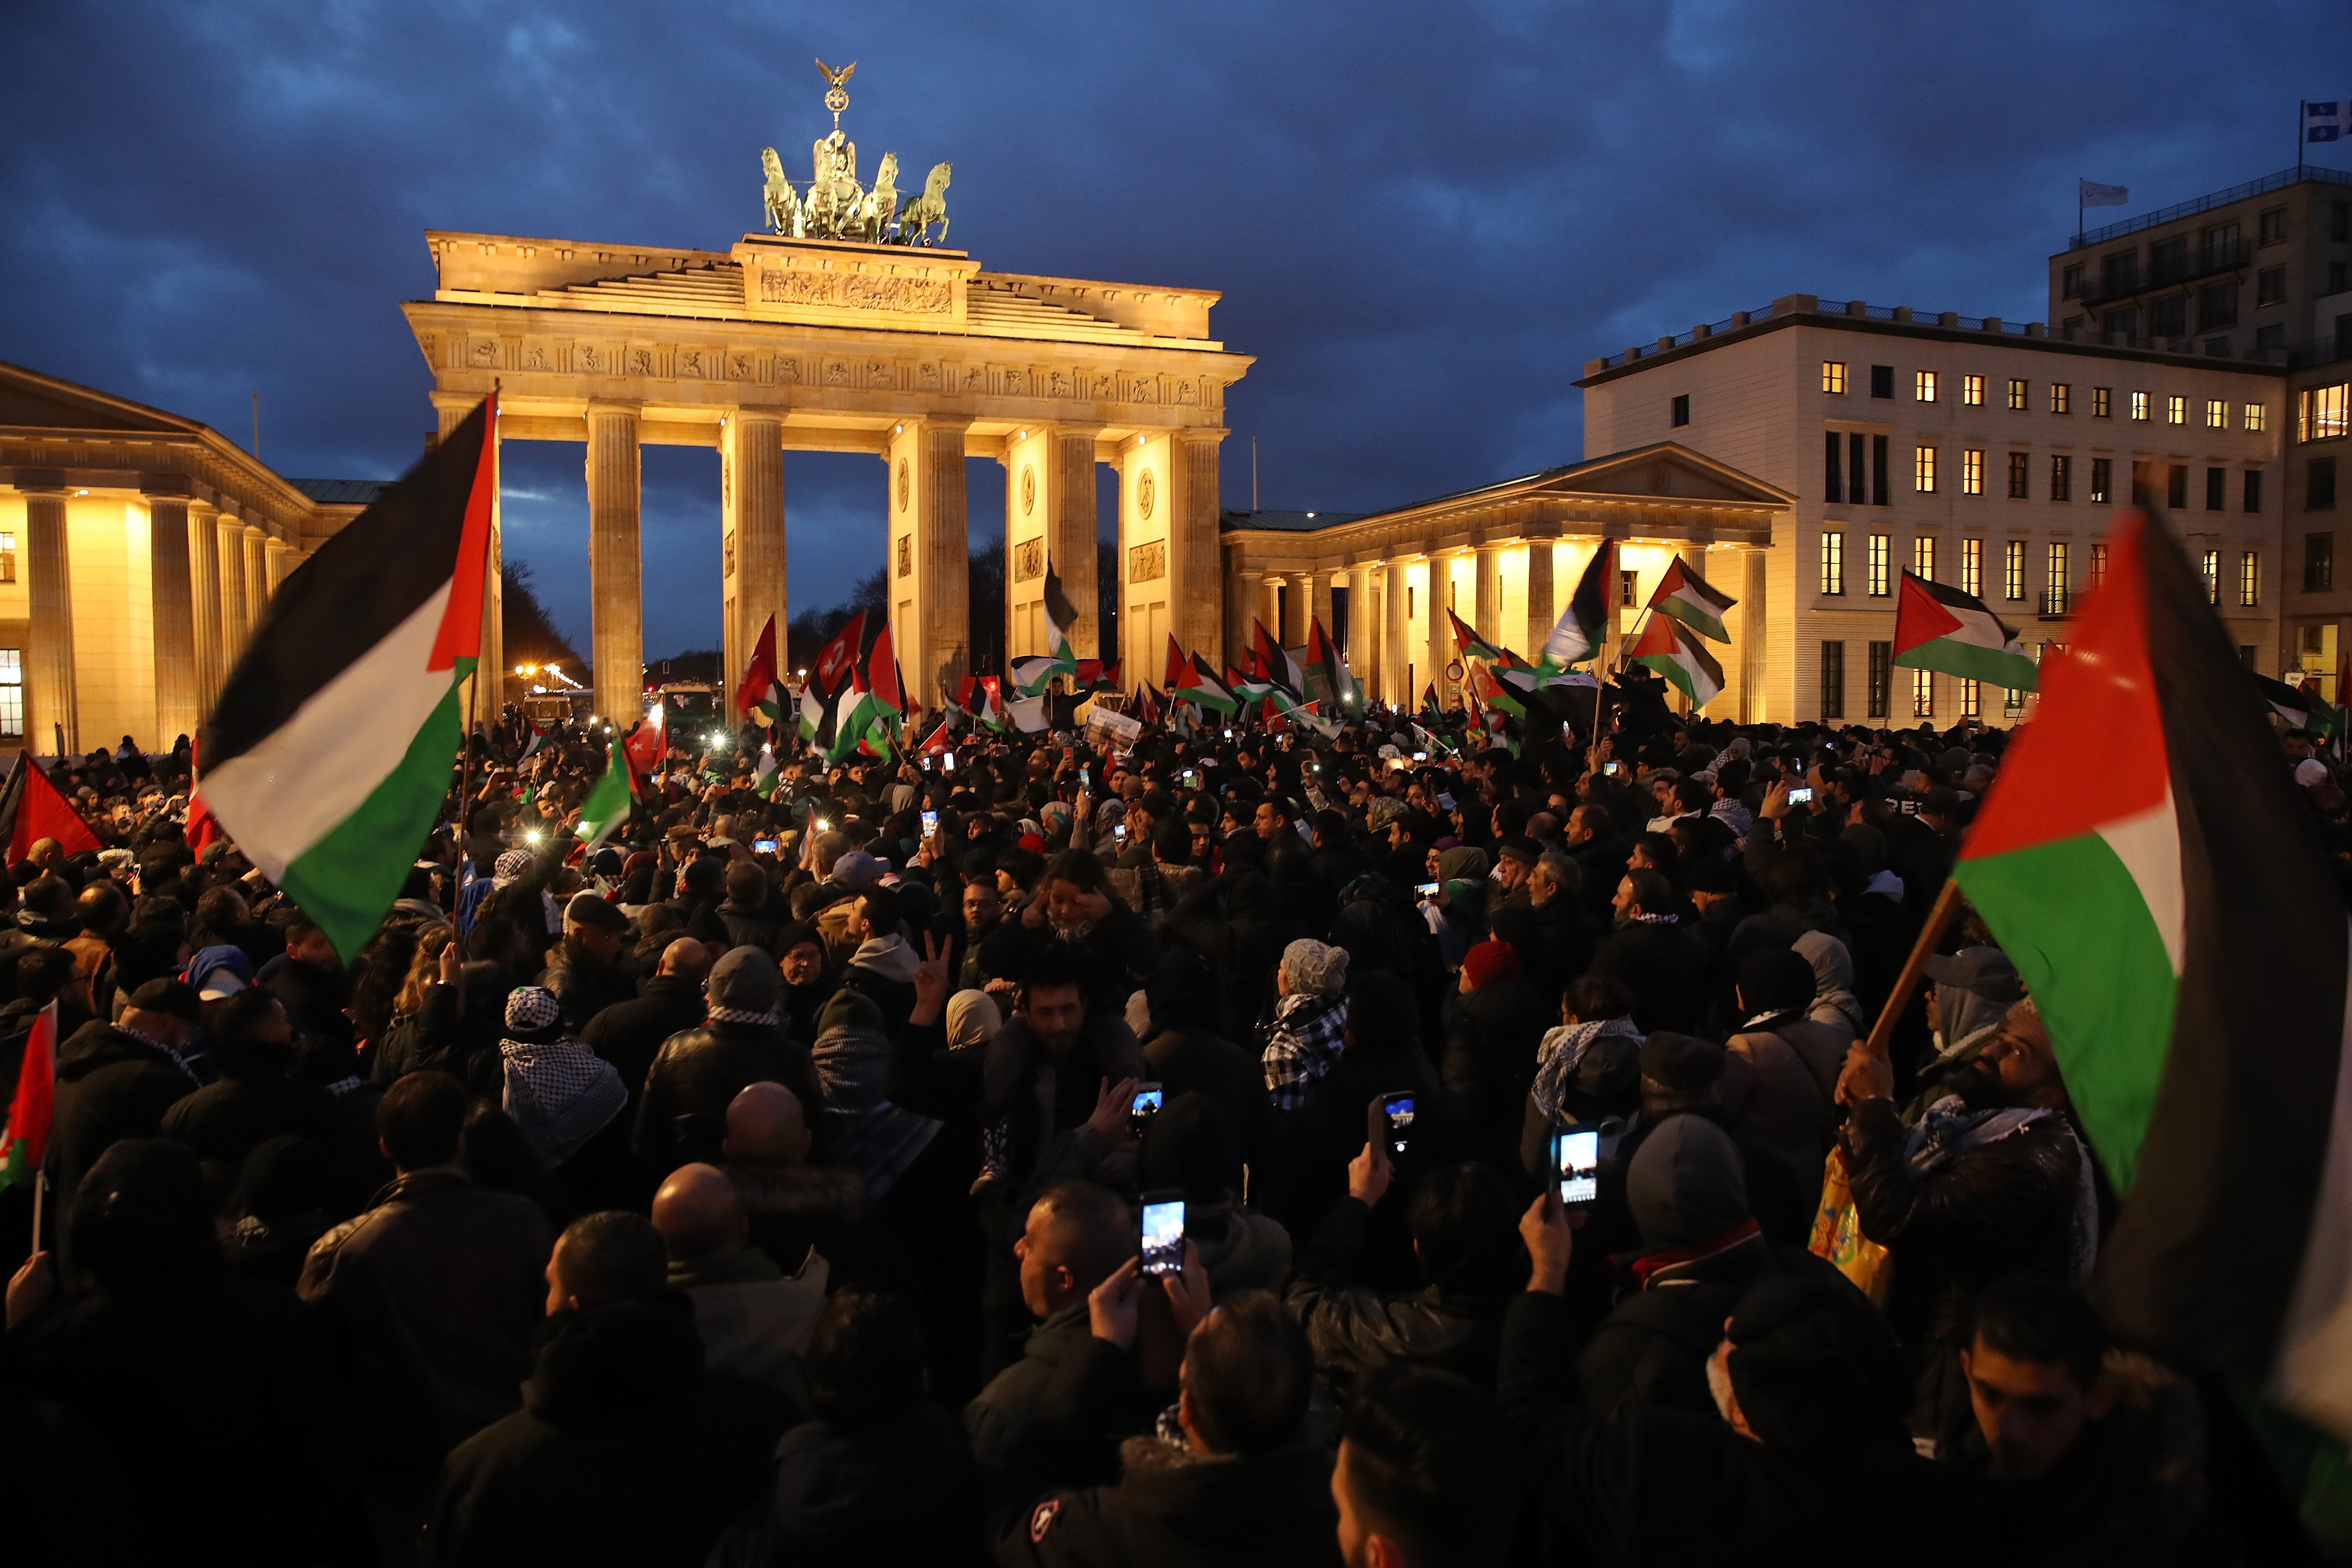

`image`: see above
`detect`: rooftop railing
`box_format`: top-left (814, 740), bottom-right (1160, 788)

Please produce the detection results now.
top-left (2069, 164), bottom-right (2352, 249)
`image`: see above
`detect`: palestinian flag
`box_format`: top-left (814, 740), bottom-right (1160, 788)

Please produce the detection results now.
top-left (196, 394), bottom-right (496, 960)
top-left (1250, 621), bottom-right (1308, 699)
top-left (825, 672), bottom-right (882, 765)
top-left (751, 743), bottom-right (779, 800)
top-left (1008, 694), bottom-right (1050, 733)
top-left (1446, 607), bottom-right (1507, 668)
top-left (956, 675), bottom-right (1007, 732)
top-left (1647, 556), bottom-right (1736, 642)
top-left (574, 737), bottom-right (634, 849)
top-left (736, 613), bottom-right (786, 726)
top-left (2254, 671), bottom-right (2326, 731)
top-left (515, 713), bottom-right (545, 765)
top-left (1013, 565), bottom-right (1083, 696)
top-left (1893, 570), bottom-right (2038, 691)
top-left (868, 623), bottom-right (905, 738)
top-left (1174, 649), bottom-right (1238, 715)
top-left (1954, 509), bottom-right (2352, 1448)
top-left (1305, 617), bottom-right (1356, 708)
top-left (1626, 612), bottom-right (1726, 708)
top-left (0, 1000), bottom-right (56, 1194)
top-left (1542, 539), bottom-right (1616, 669)
top-left (0, 755), bottom-right (101, 865)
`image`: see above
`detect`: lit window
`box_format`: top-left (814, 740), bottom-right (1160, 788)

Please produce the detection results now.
top-left (1962, 374), bottom-right (1985, 407)
top-left (2008, 452), bottom-right (2030, 499)
top-left (1960, 679), bottom-right (1981, 717)
top-left (1822, 361), bottom-right (1848, 394)
top-left (2131, 391), bottom-right (2151, 421)
top-left (2167, 394), bottom-right (2187, 425)
top-left (1961, 449), bottom-right (1984, 496)
top-left (0, 649), bottom-right (18, 738)
top-left (2005, 686), bottom-right (2025, 714)
top-left (1912, 535), bottom-right (1938, 579)
top-left (1868, 534), bottom-right (1891, 596)
top-left (0, 533), bottom-right (15, 585)
top-left (2089, 541), bottom-right (2108, 591)
top-left (2046, 542), bottom-right (2070, 613)
top-left (2004, 539), bottom-right (2026, 600)
top-left (1916, 371), bottom-right (1938, 402)
top-left (1914, 445), bottom-right (1937, 493)
top-left (2050, 383), bottom-right (2071, 414)
top-left (2300, 385), bottom-right (2349, 442)
top-left (2092, 387), bottom-right (2112, 418)
top-left (1820, 531), bottom-right (1846, 596)
top-left (1961, 538), bottom-right (1984, 597)
top-left (2245, 402), bottom-right (2266, 433)
top-left (1911, 667), bottom-right (1934, 718)
top-left (2201, 548), bottom-right (2220, 605)
top-left (2007, 378), bottom-right (2028, 411)
top-left (1620, 569), bottom-right (1638, 608)
top-left (2090, 458), bottom-right (2112, 504)
top-left (2205, 399), bottom-right (2226, 429)
top-left (2240, 551), bottom-right (2260, 607)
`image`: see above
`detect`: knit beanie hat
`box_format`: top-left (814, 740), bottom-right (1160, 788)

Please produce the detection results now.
top-left (1627, 1114), bottom-right (1749, 1250)
top-left (708, 946), bottom-right (783, 1014)
top-left (1279, 937), bottom-right (1349, 997)
top-left (1461, 938), bottom-right (1522, 991)
top-left (1727, 1275), bottom-right (1905, 1451)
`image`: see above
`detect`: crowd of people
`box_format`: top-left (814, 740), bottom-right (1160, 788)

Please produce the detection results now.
top-left (2, 678), bottom-right (2338, 1566)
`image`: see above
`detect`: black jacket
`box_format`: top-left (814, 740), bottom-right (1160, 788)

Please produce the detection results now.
top-left (421, 1293), bottom-right (792, 1568)
top-left (579, 974), bottom-right (707, 1105)
top-left (156, 1072), bottom-right (341, 1172)
top-left (1524, 893), bottom-right (1598, 1003)
top-left (1589, 920), bottom-right (1714, 1035)
top-left (539, 937), bottom-right (638, 1032)
top-left (989, 1335), bottom-right (1339, 1568)
top-left (710, 1401), bottom-right (986, 1568)
top-left (1500, 1291), bottom-right (1982, 1566)
top-left (1440, 977), bottom-right (1552, 1168)
top-left (634, 1021), bottom-right (822, 1181)
top-left (979, 901), bottom-right (1160, 1017)
top-left (716, 898), bottom-right (786, 959)
top-left (1285, 1196), bottom-right (1510, 1398)
top-left (47, 1022), bottom-right (197, 1255)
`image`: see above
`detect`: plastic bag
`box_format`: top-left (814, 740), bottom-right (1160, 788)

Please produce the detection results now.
top-left (1808, 1143), bottom-right (1893, 1305)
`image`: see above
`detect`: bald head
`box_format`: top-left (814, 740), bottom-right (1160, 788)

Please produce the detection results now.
top-left (657, 937), bottom-right (713, 982)
top-left (722, 1080), bottom-right (809, 1167)
top-left (650, 1162), bottom-right (746, 1263)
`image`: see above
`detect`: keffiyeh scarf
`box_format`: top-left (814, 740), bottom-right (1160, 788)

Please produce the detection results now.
top-left (500, 1035), bottom-right (626, 1168)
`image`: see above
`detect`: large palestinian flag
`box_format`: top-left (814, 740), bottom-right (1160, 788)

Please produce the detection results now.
top-left (197, 395), bottom-right (496, 960)
top-left (735, 614), bottom-right (786, 726)
top-left (1626, 612), bottom-right (1725, 707)
top-left (1542, 540), bottom-right (1615, 668)
top-left (0, 754), bottom-right (101, 865)
top-left (1174, 646), bottom-right (1238, 714)
top-left (1893, 570), bottom-right (2038, 691)
top-left (1954, 510), bottom-right (2352, 1443)
top-left (1012, 563), bottom-right (1082, 696)
top-left (1304, 617), bottom-right (1355, 709)
top-left (1646, 556), bottom-right (1736, 643)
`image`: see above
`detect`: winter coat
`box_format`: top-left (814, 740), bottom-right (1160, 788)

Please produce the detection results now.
top-left (1589, 920), bottom-right (1714, 1035)
top-left (579, 974), bottom-right (708, 1106)
top-left (715, 898), bottom-right (785, 958)
top-left (47, 1022), bottom-right (198, 1260)
top-left (964, 1302), bottom-right (1102, 1468)
top-left (420, 1293), bottom-right (793, 1568)
top-left (1501, 1292), bottom-right (1983, 1566)
top-left (1524, 893), bottom-right (1599, 1003)
top-left (708, 1401), bottom-right (987, 1568)
top-left (1440, 977), bottom-right (1552, 1168)
top-left (980, 900), bottom-right (1161, 1017)
top-left (1284, 1196), bottom-right (1510, 1399)
top-left (1720, 1021), bottom-right (1838, 1196)
top-left (634, 1021), bottom-right (823, 1182)
top-left (668, 1246), bottom-right (829, 1396)
top-left (156, 1072), bottom-right (342, 1173)
top-left (1140, 1024), bottom-right (1278, 1177)
top-left (297, 1168), bottom-right (554, 1469)
top-left (538, 937), bottom-right (638, 1032)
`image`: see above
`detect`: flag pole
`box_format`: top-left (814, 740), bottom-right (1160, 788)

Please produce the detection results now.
top-left (1863, 877), bottom-right (1968, 1058)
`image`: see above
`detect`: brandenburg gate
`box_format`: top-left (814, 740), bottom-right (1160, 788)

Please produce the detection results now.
top-left (403, 65), bottom-right (1252, 720)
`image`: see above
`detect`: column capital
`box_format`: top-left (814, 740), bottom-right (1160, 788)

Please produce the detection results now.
top-left (584, 397), bottom-right (645, 418)
top-left (139, 474), bottom-right (193, 500)
top-left (12, 471), bottom-right (67, 495)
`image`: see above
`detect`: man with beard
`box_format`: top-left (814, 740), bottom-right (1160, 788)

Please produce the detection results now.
top-left (1835, 998), bottom-right (2094, 1438)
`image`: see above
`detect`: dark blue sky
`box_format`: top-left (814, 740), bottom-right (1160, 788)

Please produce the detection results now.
top-left (5, 0), bottom-right (2346, 657)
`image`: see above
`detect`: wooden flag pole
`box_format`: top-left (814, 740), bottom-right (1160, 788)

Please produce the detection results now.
top-left (1862, 876), bottom-right (1968, 1059)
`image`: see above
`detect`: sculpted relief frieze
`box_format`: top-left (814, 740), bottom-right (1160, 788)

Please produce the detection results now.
top-left (756, 267), bottom-right (952, 314)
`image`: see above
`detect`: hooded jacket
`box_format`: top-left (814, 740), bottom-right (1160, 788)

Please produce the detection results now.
top-left (420, 1293), bottom-right (792, 1568)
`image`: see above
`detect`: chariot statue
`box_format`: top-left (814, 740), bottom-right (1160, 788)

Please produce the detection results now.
top-left (755, 61), bottom-right (951, 247)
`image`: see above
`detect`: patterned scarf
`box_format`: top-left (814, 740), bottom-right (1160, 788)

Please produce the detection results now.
top-left (1905, 1095), bottom-right (2100, 1284)
top-left (708, 1006), bottom-right (780, 1028)
top-left (500, 1035), bottom-right (626, 1169)
top-left (1531, 1017), bottom-right (1645, 1123)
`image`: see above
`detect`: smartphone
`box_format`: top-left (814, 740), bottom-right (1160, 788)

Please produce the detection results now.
top-left (1787, 786), bottom-right (1815, 805)
top-left (1381, 1092), bottom-right (1416, 1156)
top-left (1182, 769), bottom-right (1197, 788)
top-left (1414, 881), bottom-right (1439, 900)
top-left (922, 756), bottom-right (934, 771)
top-left (1139, 1189), bottom-right (1186, 1277)
top-left (921, 810), bottom-right (938, 840)
top-left (1081, 767), bottom-right (1092, 791)
top-left (1223, 729), bottom-right (1234, 740)
top-left (753, 838), bottom-right (779, 855)
top-left (942, 753), bottom-right (956, 772)
top-left (1552, 1127), bottom-right (1601, 1207)
top-left (1603, 762), bottom-right (1623, 777)
top-left (1114, 822), bottom-right (1127, 842)
top-left (1130, 1083), bottom-right (1164, 1139)
top-left (1412, 751), bottom-right (1428, 763)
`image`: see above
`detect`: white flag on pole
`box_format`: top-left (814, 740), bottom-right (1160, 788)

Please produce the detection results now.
top-left (2079, 179), bottom-right (2129, 208)
top-left (2308, 101), bottom-right (2347, 143)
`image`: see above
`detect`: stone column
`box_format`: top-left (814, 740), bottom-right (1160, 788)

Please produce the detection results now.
top-left (884, 417), bottom-right (973, 708)
top-left (1383, 560), bottom-right (1408, 705)
top-left (1346, 564), bottom-right (1373, 691)
top-left (1525, 539), bottom-right (1556, 657)
top-left (1171, 432), bottom-right (1225, 668)
top-left (1741, 548), bottom-right (1769, 724)
top-left (243, 527), bottom-right (269, 631)
top-left (1053, 427), bottom-right (1100, 660)
top-left (586, 403), bottom-right (643, 724)
top-left (1308, 570), bottom-right (1334, 646)
top-left (264, 537), bottom-right (290, 595)
top-left (217, 515), bottom-right (250, 669)
top-left (1229, 566), bottom-right (1262, 672)
top-left (145, 493), bottom-right (200, 747)
top-left (725, 413), bottom-right (787, 721)
top-left (1428, 552), bottom-right (1455, 707)
top-left (23, 488), bottom-right (76, 756)
top-left (1474, 544), bottom-right (1501, 644)
top-left (187, 501), bottom-right (222, 708)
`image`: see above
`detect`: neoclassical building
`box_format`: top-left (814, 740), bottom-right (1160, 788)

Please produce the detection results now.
top-left (0, 360), bottom-right (378, 756)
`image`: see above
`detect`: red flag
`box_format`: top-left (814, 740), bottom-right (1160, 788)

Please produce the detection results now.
top-left (812, 610), bottom-right (866, 696)
top-left (734, 613), bottom-right (781, 716)
top-left (869, 623), bottom-right (903, 714)
top-left (0, 1000), bottom-right (56, 1191)
top-left (919, 717), bottom-right (956, 754)
top-left (622, 703), bottom-right (666, 776)
top-left (1164, 634), bottom-right (1188, 690)
top-left (1137, 686), bottom-right (1163, 726)
top-left (0, 756), bottom-right (102, 867)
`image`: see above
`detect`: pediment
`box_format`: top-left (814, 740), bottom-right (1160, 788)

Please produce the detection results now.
top-left (1546, 443), bottom-right (1792, 507)
top-left (0, 360), bottom-right (203, 435)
